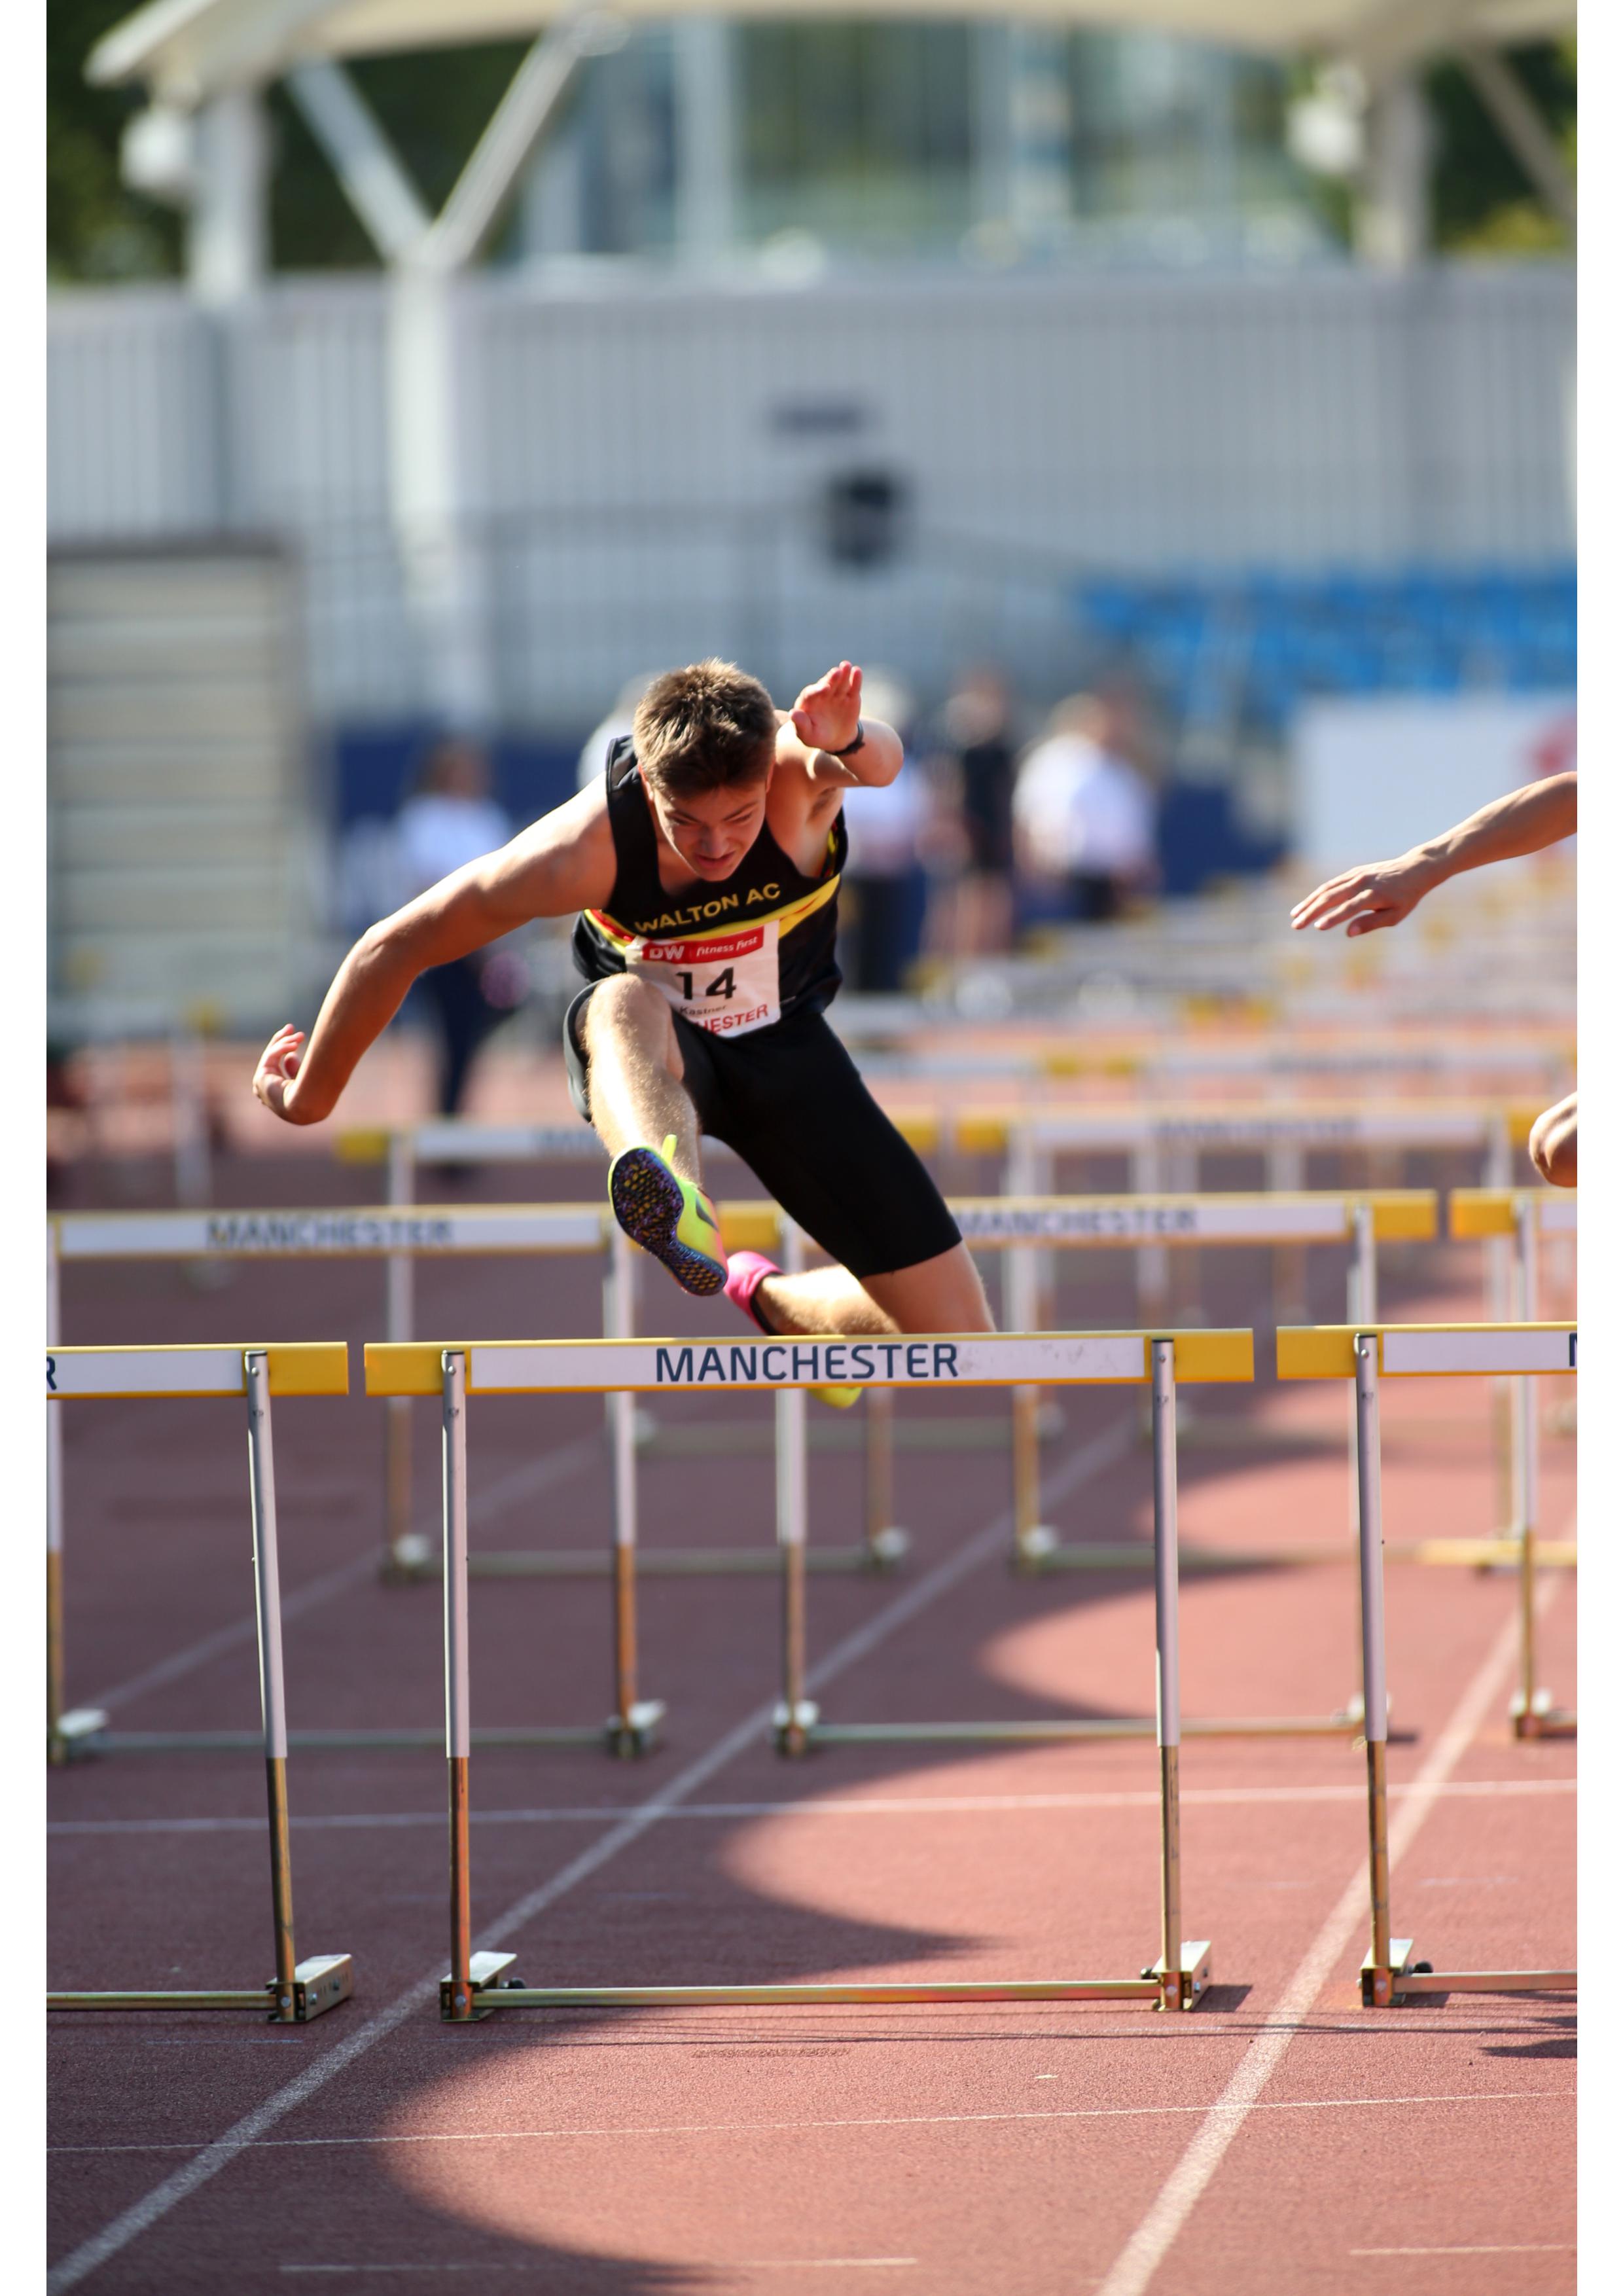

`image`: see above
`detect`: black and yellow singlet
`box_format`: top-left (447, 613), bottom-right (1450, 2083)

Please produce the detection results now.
top-left (571, 736), bottom-right (846, 1037)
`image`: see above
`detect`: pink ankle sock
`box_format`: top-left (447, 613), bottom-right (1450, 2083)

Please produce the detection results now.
top-left (725, 1250), bottom-right (781, 1335)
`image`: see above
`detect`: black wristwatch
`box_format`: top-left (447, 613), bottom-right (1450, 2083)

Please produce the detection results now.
top-left (829, 723), bottom-right (866, 758)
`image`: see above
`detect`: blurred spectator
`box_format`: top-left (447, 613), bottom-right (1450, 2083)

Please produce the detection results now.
top-left (1013, 691), bottom-right (1158, 924)
top-left (924, 666), bottom-right (1020, 956)
top-left (577, 672), bottom-right (663, 789)
top-left (397, 740), bottom-right (527, 1116)
top-left (840, 672), bottom-right (928, 994)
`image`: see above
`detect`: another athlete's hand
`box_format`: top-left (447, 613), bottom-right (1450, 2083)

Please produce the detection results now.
top-left (1289, 852), bottom-right (1439, 937)
top-left (252, 1024), bottom-right (308, 1121)
top-left (791, 660), bottom-right (863, 757)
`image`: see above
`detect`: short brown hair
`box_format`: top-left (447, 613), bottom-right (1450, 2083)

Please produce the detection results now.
top-left (632, 660), bottom-right (777, 797)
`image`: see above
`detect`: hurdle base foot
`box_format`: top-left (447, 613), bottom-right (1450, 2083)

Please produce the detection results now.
top-left (50, 1708), bottom-right (110, 1763)
top-left (1143, 1941), bottom-right (1212, 2011)
top-left (383, 1534), bottom-right (438, 1585)
top-left (267, 1954), bottom-right (355, 2024)
top-left (774, 1699), bottom-right (820, 1757)
top-left (1510, 1688), bottom-right (1577, 1740)
top-left (865, 1528), bottom-right (910, 1572)
top-left (442, 1950), bottom-right (517, 2021)
top-left (1361, 1939), bottom-right (1416, 2008)
top-left (605, 1701), bottom-right (666, 1759)
top-left (1388, 1965), bottom-right (1577, 1997)
top-left (1012, 1527), bottom-right (1058, 1574)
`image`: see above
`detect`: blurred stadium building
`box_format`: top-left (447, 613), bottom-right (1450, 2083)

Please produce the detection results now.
top-left (48, 2), bottom-right (1575, 1037)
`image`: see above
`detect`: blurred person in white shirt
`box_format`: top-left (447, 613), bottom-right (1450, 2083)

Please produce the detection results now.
top-left (396, 740), bottom-right (526, 1117)
top-left (1013, 691), bottom-right (1157, 924)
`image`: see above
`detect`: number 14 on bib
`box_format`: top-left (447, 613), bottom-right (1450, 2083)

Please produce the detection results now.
top-left (628, 922), bottom-right (780, 1037)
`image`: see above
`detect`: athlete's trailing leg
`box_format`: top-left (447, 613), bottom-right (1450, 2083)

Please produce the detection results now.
top-left (729, 1242), bottom-right (993, 1339)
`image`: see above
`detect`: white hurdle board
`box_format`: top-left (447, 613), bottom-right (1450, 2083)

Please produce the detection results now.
top-left (948, 1193), bottom-right (1418, 1247)
top-left (55, 1206), bottom-right (606, 1259)
top-left (1008, 1104), bottom-right (1510, 1156)
top-left (46, 1342), bottom-right (348, 1399)
top-left (366, 1330), bottom-right (1255, 1400)
top-left (1381, 1327), bottom-right (1576, 1377)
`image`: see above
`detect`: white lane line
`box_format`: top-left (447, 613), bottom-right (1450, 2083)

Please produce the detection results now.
top-left (46, 1417), bottom-right (1133, 2294)
top-left (48, 1777), bottom-right (1577, 1840)
top-left (1349, 2245), bottom-right (1572, 2257)
top-left (1092, 1579), bottom-right (1565, 2296)
top-left (278, 2269), bottom-right (918, 2281)
top-left (48, 2089), bottom-right (1569, 2158)
top-left (81, 1432), bottom-right (604, 1714)
top-left (89, 1551), bottom-right (379, 1715)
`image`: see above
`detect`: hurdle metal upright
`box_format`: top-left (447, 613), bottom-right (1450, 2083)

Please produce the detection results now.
top-left (46, 1343), bottom-right (353, 2021)
top-left (1278, 1321), bottom-right (1577, 2007)
top-left (46, 1204), bottom-right (666, 1759)
top-left (1450, 1189), bottom-right (1579, 1739)
top-left (364, 1331), bottom-right (1219, 2022)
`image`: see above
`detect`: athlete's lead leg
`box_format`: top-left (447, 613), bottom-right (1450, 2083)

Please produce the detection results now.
top-left (582, 976), bottom-right (702, 1179)
top-left (587, 977), bottom-right (728, 1299)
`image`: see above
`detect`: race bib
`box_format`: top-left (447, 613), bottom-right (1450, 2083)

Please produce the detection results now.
top-left (626, 923), bottom-right (780, 1037)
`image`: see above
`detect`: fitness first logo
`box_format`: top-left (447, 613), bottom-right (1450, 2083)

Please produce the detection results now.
top-left (654, 1340), bottom-right (962, 1386)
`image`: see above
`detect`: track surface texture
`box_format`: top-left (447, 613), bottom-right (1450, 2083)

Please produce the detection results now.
top-left (49, 1140), bottom-right (1577, 2293)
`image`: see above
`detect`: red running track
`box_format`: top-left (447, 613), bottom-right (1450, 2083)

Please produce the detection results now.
top-left (48, 1153), bottom-right (1576, 2293)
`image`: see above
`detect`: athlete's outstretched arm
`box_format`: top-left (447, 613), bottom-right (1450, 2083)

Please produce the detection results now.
top-left (1290, 770), bottom-right (1576, 937)
top-left (781, 660), bottom-right (904, 789)
top-left (253, 785), bottom-right (615, 1126)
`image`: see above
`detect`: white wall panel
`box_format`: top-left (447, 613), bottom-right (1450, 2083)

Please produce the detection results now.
top-left (49, 266), bottom-right (1574, 726)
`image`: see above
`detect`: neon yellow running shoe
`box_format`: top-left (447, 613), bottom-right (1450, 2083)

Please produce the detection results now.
top-left (608, 1134), bottom-right (727, 1296)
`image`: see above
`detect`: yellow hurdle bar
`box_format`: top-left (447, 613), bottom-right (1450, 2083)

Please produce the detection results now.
top-left (1277, 1322), bottom-right (1576, 2007)
top-left (45, 1347), bottom-right (354, 2021)
top-left (410, 1338), bottom-right (1226, 2026)
top-left (1448, 1189), bottom-right (1578, 1240)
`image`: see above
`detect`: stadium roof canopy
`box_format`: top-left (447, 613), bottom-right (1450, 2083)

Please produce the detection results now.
top-left (90, 0), bottom-right (1577, 104)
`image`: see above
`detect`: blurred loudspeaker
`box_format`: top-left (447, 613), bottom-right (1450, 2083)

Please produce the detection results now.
top-left (823, 469), bottom-right (908, 570)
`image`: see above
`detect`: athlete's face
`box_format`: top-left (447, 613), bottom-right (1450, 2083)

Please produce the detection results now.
top-left (648, 766), bottom-right (772, 881)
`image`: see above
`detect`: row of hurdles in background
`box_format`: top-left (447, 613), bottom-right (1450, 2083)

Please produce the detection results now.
top-left (45, 1318), bottom-right (1577, 2028)
top-left (49, 1172), bottom-right (1576, 1770)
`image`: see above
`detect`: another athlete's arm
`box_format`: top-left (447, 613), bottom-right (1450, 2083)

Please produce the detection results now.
top-left (253, 785), bottom-right (615, 1125)
top-left (1290, 770), bottom-right (1576, 937)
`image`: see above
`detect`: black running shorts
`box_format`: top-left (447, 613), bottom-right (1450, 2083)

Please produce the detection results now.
top-left (564, 985), bottom-right (962, 1281)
